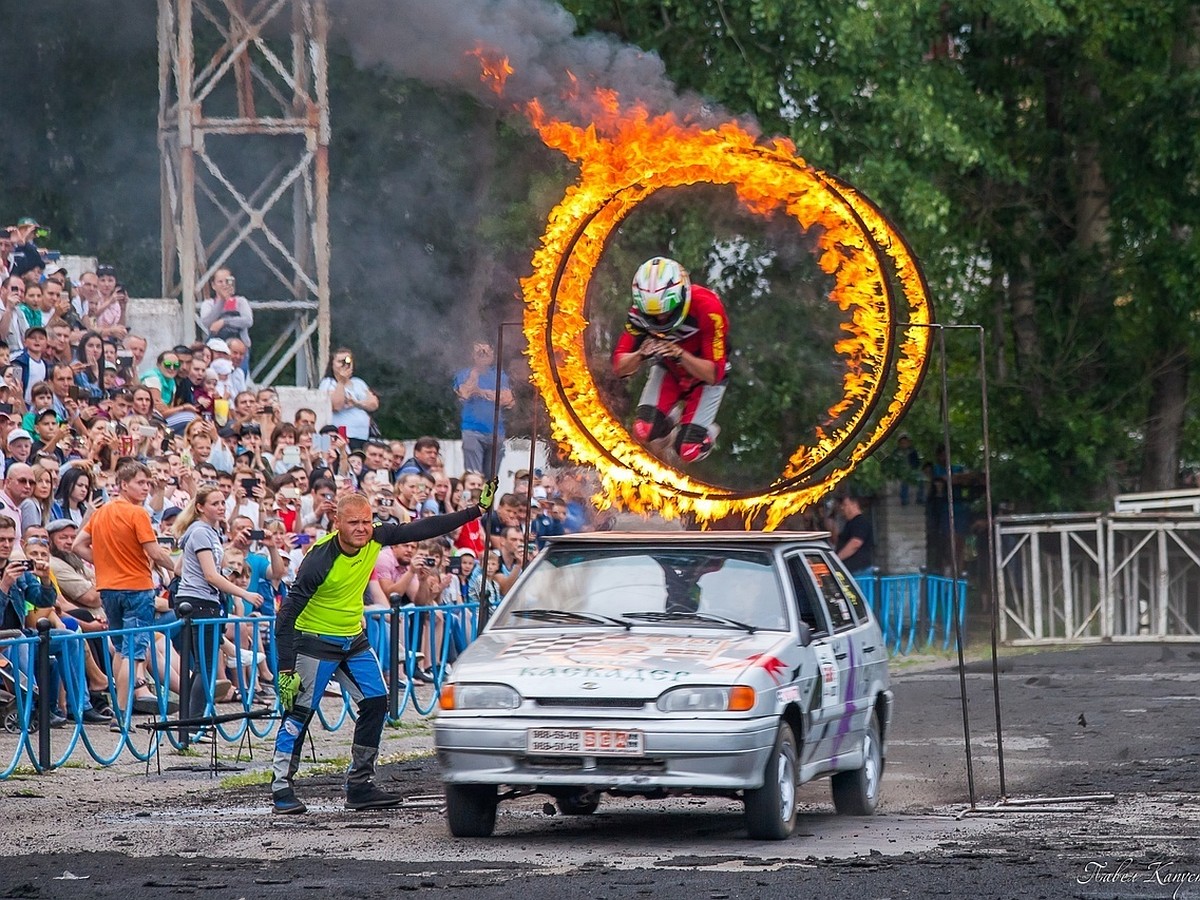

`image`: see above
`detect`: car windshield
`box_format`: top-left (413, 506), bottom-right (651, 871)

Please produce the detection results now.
top-left (492, 546), bottom-right (789, 631)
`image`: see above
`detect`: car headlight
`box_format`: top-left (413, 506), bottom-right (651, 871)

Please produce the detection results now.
top-left (439, 683), bottom-right (522, 711)
top-left (656, 685), bottom-right (756, 713)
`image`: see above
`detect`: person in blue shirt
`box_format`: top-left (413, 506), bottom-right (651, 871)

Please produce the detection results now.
top-left (453, 342), bottom-right (513, 476)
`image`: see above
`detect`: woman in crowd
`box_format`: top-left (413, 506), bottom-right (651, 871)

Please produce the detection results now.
top-left (266, 423), bottom-right (299, 476)
top-left (73, 331), bottom-right (105, 401)
top-left (319, 346), bottom-right (378, 450)
top-left (200, 268), bottom-right (253, 362)
top-left (173, 486), bottom-right (263, 727)
top-left (130, 384), bottom-right (155, 421)
top-left (20, 465), bottom-right (57, 529)
top-left (54, 467), bottom-right (93, 525)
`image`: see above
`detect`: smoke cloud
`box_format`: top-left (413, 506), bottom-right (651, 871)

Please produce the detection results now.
top-left (328, 0), bottom-right (721, 124)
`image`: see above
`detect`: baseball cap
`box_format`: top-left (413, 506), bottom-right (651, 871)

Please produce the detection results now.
top-left (7, 428), bottom-right (33, 442)
top-left (206, 338), bottom-right (231, 355)
top-left (453, 547), bottom-right (477, 559)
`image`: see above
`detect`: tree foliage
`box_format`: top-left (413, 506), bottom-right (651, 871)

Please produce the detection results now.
top-left (565, 0), bottom-right (1200, 510)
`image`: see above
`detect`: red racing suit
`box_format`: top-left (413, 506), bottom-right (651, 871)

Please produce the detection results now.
top-left (612, 285), bottom-right (730, 460)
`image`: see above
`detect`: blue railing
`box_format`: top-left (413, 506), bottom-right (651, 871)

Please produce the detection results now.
top-left (0, 599), bottom-right (479, 778)
top-left (855, 570), bottom-right (969, 655)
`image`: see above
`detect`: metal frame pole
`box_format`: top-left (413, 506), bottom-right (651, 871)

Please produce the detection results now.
top-left (478, 321), bottom-right (523, 630)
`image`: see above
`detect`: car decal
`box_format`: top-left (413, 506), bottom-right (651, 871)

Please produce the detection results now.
top-left (829, 640), bottom-right (858, 764)
top-left (813, 643), bottom-right (839, 708)
top-left (776, 685), bottom-right (800, 703)
top-left (497, 633), bottom-right (736, 663)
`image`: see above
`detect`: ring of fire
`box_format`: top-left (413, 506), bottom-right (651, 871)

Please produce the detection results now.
top-left (520, 103), bottom-right (934, 529)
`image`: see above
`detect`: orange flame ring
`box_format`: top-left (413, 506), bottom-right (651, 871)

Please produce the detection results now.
top-left (522, 130), bottom-right (933, 528)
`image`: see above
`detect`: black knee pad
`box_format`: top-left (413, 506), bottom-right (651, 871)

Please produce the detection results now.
top-left (635, 405), bottom-right (672, 440)
top-left (675, 423), bottom-right (709, 453)
top-left (355, 695), bottom-right (388, 742)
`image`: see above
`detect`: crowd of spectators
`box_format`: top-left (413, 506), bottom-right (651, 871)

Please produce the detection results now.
top-left (0, 219), bottom-right (603, 729)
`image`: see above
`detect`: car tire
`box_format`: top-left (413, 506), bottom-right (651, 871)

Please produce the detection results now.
top-left (832, 711), bottom-right (882, 816)
top-left (743, 723), bottom-right (799, 840)
top-left (445, 784), bottom-right (498, 837)
top-left (555, 790), bottom-right (600, 816)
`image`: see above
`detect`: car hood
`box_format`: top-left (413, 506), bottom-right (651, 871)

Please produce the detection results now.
top-left (453, 629), bottom-right (794, 697)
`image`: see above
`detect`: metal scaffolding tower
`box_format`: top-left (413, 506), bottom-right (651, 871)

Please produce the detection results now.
top-left (158, 0), bottom-right (330, 387)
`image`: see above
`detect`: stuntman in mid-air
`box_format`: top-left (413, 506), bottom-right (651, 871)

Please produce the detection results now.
top-left (612, 256), bottom-right (729, 464)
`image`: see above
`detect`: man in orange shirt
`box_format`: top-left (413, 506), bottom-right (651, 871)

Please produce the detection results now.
top-left (72, 462), bottom-right (176, 715)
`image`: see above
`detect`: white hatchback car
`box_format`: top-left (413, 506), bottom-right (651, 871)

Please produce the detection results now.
top-left (435, 532), bottom-right (892, 839)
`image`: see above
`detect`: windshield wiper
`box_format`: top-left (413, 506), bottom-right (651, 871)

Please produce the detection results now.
top-left (511, 608), bottom-right (631, 629)
top-left (621, 610), bottom-right (757, 633)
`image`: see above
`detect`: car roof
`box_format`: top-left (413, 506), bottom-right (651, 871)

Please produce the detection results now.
top-left (545, 531), bottom-right (832, 545)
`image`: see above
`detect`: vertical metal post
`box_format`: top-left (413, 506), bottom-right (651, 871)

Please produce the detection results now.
top-left (311, 0), bottom-right (332, 383)
top-left (522, 406), bottom-right (537, 568)
top-left (177, 0), bottom-right (199, 342)
top-left (934, 326), bottom-right (977, 810)
top-left (36, 619), bottom-right (52, 771)
top-left (974, 326), bottom-right (1007, 800)
top-left (388, 593), bottom-right (403, 722)
top-left (177, 602), bottom-right (194, 749)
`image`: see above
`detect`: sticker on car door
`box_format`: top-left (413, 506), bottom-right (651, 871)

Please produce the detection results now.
top-left (813, 642), bottom-right (839, 708)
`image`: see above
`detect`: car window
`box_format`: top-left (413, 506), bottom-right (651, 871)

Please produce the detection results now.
top-left (831, 561), bottom-right (870, 623)
top-left (785, 554), bottom-right (827, 634)
top-left (492, 547), bottom-right (789, 631)
top-left (801, 552), bottom-right (856, 632)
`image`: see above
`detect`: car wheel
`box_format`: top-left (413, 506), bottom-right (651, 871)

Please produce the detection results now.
top-left (555, 790), bottom-right (600, 816)
top-left (445, 784), bottom-right (498, 837)
top-left (831, 711), bottom-right (882, 816)
top-left (743, 723), bottom-right (799, 840)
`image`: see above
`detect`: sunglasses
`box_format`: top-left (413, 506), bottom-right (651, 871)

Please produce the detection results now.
top-left (162, 360), bottom-right (181, 370)
top-left (24, 538), bottom-right (49, 547)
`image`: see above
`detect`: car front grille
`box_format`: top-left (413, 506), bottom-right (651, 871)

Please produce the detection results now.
top-left (533, 697), bottom-right (649, 709)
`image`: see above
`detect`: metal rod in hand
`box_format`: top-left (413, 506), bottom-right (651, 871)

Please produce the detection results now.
top-left (480, 321), bottom-right (523, 631)
top-left (522, 405), bottom-right (538, 569)
top-left (36, 618), bottom-right (52, 771)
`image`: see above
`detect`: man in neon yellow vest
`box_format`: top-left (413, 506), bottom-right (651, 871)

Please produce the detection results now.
top-left (271, 481), bottom-right (495, 814)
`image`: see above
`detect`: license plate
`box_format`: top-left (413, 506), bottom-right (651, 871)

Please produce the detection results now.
top-left (526, 728), bottom-right (644, 756)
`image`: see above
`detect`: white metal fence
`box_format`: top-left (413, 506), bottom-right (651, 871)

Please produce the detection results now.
top-left (996, 513), bottom-right (1200, 643)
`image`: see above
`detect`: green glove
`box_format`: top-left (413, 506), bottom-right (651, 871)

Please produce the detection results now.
top-left (277, 670), bottom-right (302, 712)
top-left (478, 477), bottom-right (499, 512)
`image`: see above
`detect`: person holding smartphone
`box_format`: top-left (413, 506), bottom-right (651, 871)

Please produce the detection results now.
top-left (173, 487), bottom-right (264, 728)
top-left (318, 347), bottom-right (378, 450)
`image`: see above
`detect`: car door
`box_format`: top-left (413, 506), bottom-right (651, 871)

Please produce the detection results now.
top-left (791, 552), bottom-right (868, 767)
top-left (785, 553), bottom-right (849, 768)
top-left (827, 555), bottom-right (889, 726)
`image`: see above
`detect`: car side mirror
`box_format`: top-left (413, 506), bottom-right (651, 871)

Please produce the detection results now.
top-left (797, 621), bottom-right (813, 647)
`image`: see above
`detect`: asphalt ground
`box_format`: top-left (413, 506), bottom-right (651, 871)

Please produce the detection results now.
top-left (1, 641), bottom-right (1198, 899)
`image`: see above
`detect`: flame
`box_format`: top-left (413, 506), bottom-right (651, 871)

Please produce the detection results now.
top-left (468, 46), bottom-right (513, 96)
top-left (486, 69), bottom-right (933, 528)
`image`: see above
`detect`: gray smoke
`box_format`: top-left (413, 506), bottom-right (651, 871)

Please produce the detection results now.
top-left (329, 0), bottom-right (726, 126)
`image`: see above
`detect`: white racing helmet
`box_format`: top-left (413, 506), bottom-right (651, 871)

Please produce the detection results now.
top-left (631, 257), bottom-right (691, 333)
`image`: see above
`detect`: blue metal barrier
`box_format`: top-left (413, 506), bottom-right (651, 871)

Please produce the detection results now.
top-left (857, 571), bottom-right (969, 654)
top-left (0, 601), bottom-right (478, 777)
